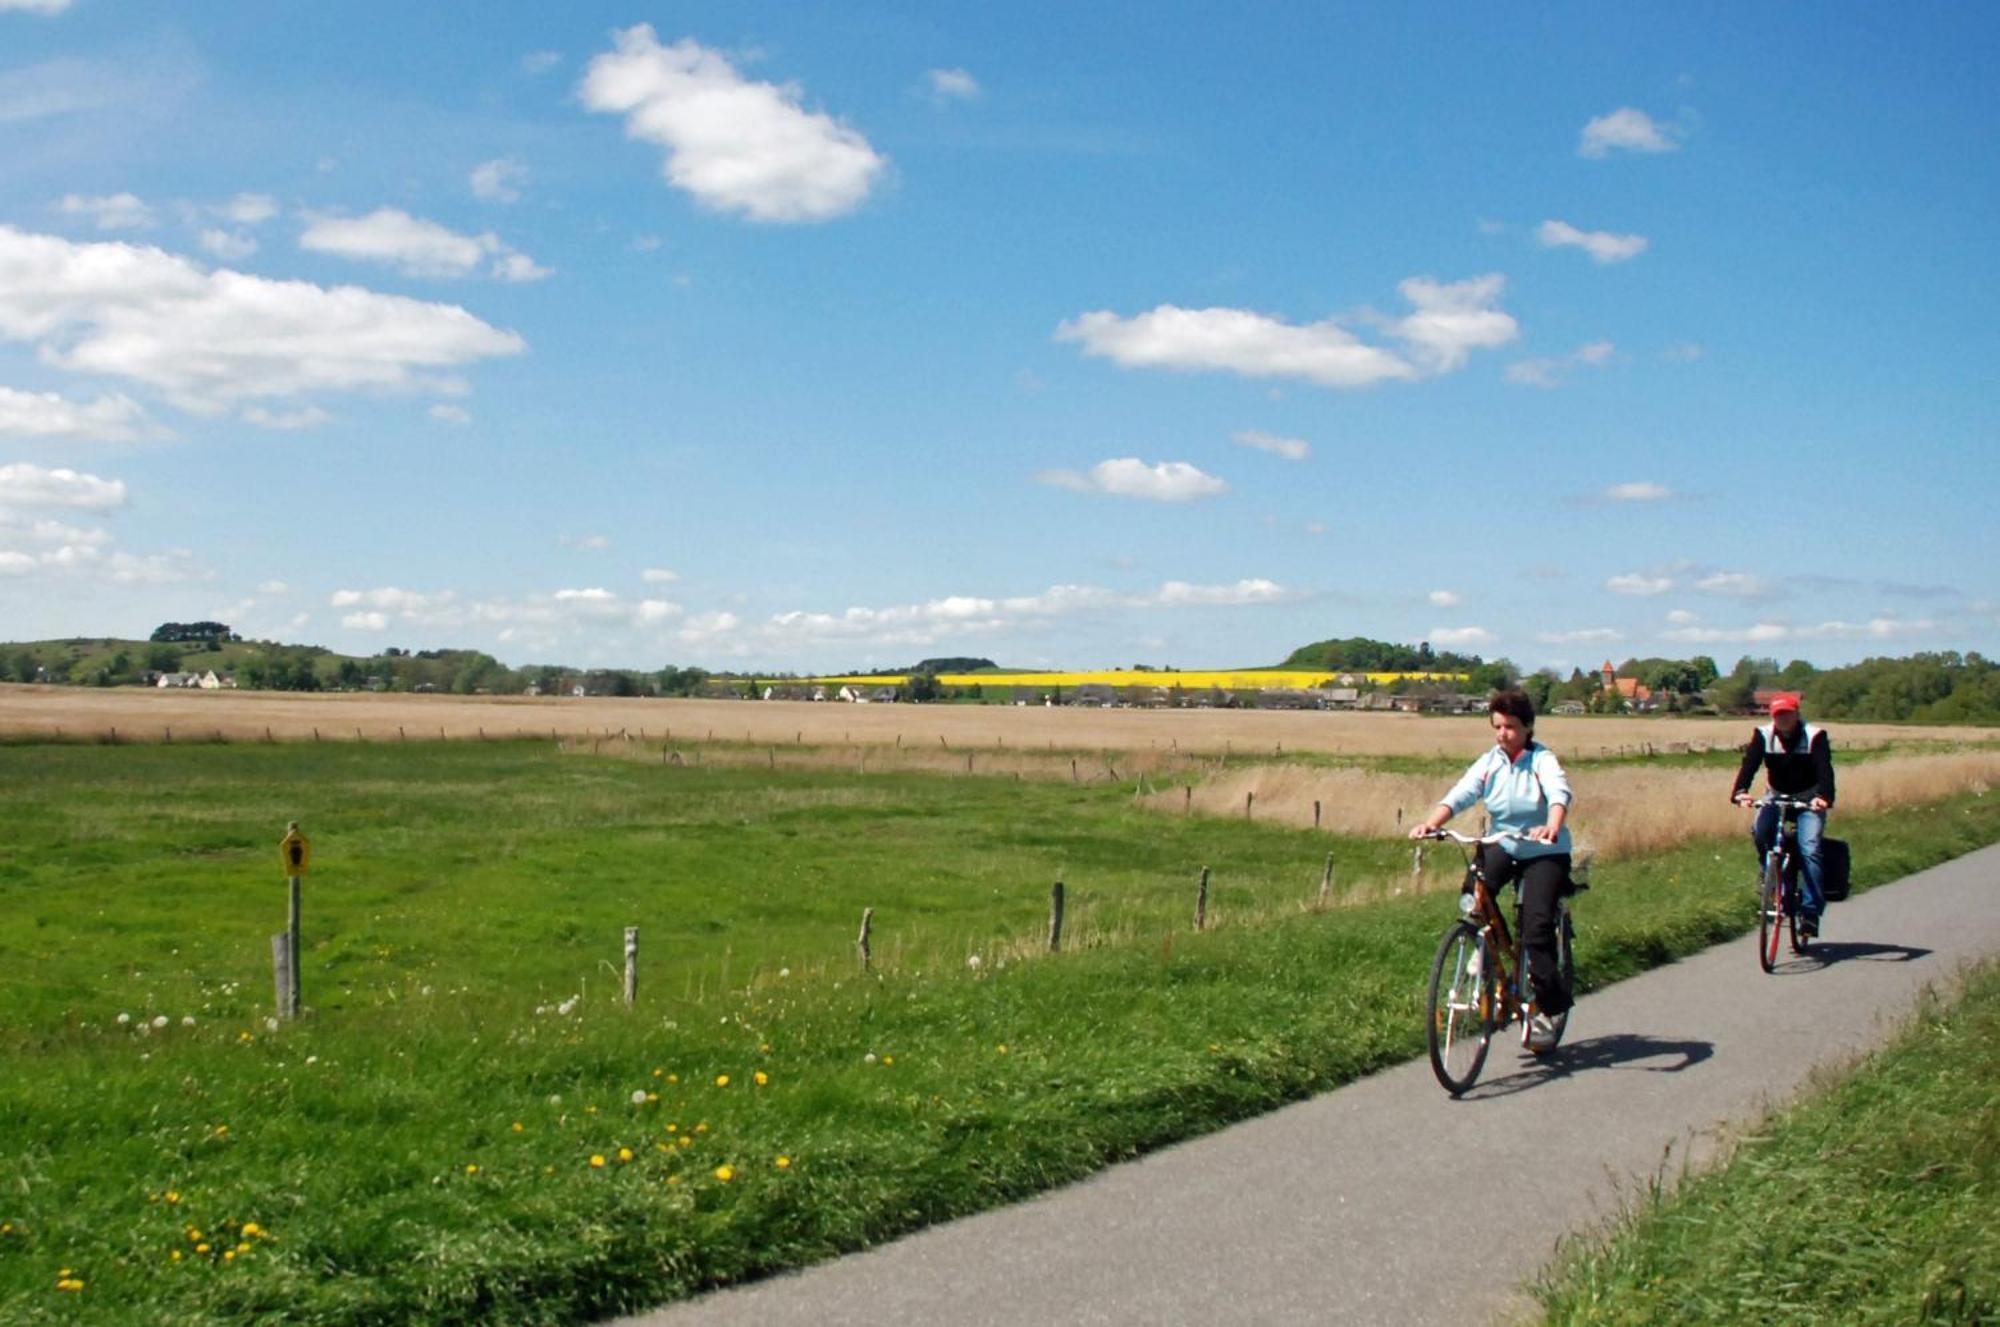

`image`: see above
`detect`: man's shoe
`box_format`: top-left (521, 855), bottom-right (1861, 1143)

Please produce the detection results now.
top-left (1799, 916), bottom-right (1820, 940)
top-left (1527, 1013), bottom-right (1559, 1053)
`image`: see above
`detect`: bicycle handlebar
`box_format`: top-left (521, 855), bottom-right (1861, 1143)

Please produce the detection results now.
top-left (1745, 794), bottom-right (1818, 811)
top-left (1414, 827), bottom-right (1527, 846)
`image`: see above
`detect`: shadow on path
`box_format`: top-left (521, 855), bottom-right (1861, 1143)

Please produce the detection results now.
top-left (1460, 1033), bottom-right (1715, 1102)
top-left (1772, 940), bottom-right (1934, 975)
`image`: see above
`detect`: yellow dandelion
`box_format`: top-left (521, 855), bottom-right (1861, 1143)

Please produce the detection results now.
top-left (695, 1122), bottom-right (709, 1134)
top-left (713, 1164), bottom-right (735, 1183)
top-left (241, 1223), bottom-right (262, 1239)
top-left (646, 1092), bottom-right (658, 1103)
top-left (655, 1142), bottom-right (669, 1153)
top-left (678, 1135), bottom-right (692, 1148)
top-left (618, 1148), bottom-right (633, 1163)
top-left (465, 1164), bottom-right (479, 1175)
top-left (171, 1250), bottom-right (182, 1262)
top-left (213, 1124), bottom-right (229, 1136)
top-left (760, 1043), bottom-right (771, 1053)
top-left (882, 1056), bottom-right (895, 1066)
top-left (666, 1123), bottom-right (678, 1133)
top-left (186, 1228), bottom-right (202, 1242)
top-left (775, 1156), bottom-right (791, 1170)
top-left (238, 1032), bottom-right (251, 1042)
top-left (997, 1044), bottom-right (1008, 1054)
top-left (196, 1243), bottom-right (211, 1255)
top-left (224, 1250), bottom-right (236, 1262)
top-left (652, 1068), bottom-right (663, 1078)
top-left (666, 1073), bottom-right (679, 1084)
top-left (235, 1243), bottom-right (251, 1255)
top-left (589, 1154), bottom-right (606, 1169)
top-left (714, 1074), bottom-right (730, 1088)
top-left (667, 1175), bottom-right (683, 1187)
top-left (55, 1277), bottom-right (84, 1292)
top-left (585, 1105), bottom-right (598, 1115)
top-left (753, 1071), bottom-right (769, 1087)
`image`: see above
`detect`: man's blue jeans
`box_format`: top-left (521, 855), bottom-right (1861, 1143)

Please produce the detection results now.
top-left (1752, 802), bottom-right (1827, 919)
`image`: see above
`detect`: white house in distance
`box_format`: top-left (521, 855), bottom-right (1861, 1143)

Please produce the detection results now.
top-left (155, 670), bottom-right (232, 689)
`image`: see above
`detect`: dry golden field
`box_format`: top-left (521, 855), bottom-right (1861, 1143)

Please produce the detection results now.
top-left (1, 683), bottom-right (1991, 758)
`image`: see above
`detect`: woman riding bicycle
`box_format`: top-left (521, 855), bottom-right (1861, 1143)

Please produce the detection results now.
top-left (1410, 689), bottom-right (1574, 1050)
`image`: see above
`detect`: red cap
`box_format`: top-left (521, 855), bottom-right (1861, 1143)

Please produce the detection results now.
top-left (1768, 693), bottom-right (1800, 716)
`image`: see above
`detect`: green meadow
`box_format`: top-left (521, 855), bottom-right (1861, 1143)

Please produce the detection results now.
top-left (2, 741), bottom-right (1996, 1325)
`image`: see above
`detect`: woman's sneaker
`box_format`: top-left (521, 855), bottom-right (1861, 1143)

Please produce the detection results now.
top-left (1527, 1013), bottom-right (1559, 1052)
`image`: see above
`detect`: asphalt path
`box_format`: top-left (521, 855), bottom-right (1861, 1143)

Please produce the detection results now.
top-left (615, 843), bottom-right (2000, 1327)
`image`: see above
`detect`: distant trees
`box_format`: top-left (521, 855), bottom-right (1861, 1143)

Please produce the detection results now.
top-left (149, 621), bottom-right (239, 645)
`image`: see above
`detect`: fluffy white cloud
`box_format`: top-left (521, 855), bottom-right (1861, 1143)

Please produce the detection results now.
top-left (215, 193), bottom-right (278, 225)
top-left (1666, 608), bottom-right (1699, 625)
top-left (1507, 340), bottom-right (1616, 388)
top-left (343, 611), bottom-right (390, 631)
top-left (1152, 579), bottom-right (1284, 606)
top-left (1232, 430), bottom-right (1310, 461)
top-left (1662, 617), bottom-right (1936, 646)
top-left (1579, 107), bottom-right (1679, 158)
top-left (580, 25), bottom-right (887, 223)
top-left (1036, 458), bottom-right (1228, 503)
top-left (198, 228), bottom-right (257, 260)
top-left (58, 192), bottom-right (153, 229)
top-left (0, 0), bottom-right (71, 12)
top-left (0, 462), bottom-right (125, 510)
top-left (1429, 589), bottom-right (1463, 608)
top-left (1537, 219), bottom-right (1648, 263)
top-left (1605, 481), bottom-right (1672, 502)
top-left (300, 208), bottom-right (549, 282)
top-left (1388, 274), bottom-right (1520, 373)
top-left (1606, 573), bottom-right (1674, 597)
top-left (641, 567), bottom-right (680, 583)
top-left (1431, 626), bottom-right (1496, 647)
top-left (0, 225), bottom-right (524, 411)
top-left (925, 68), bottom-right (980, 102)
top-left (470, 158), bottom-right (528, 203)
top-left (242, 405), bottom-right (330, 431)
top-left (0, 387), bottom-right (155, 441)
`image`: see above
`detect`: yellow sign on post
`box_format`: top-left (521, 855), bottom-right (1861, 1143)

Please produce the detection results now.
top-left (280, 824), bottom-right (312, 877)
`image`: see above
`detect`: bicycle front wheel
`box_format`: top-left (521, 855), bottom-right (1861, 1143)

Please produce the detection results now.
top-left (1758, 857), bottom-right (1783, 973)
top-left (1427, 921), bottom-right (1495, 1096)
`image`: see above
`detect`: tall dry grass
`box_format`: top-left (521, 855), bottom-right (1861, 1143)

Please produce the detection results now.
top-left (1146, 751), bottom-right (2000, 861)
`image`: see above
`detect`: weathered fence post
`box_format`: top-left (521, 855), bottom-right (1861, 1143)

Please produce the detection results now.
top-left (274, 821), bottom-right (307, 1020)
top-left (1049, 881), bottom-right (1065, 952)
top-left (623, 927), bottom-right (639, 1007)
top-left (1318, 854), bottom-right (1335, 908)
top-left (1071, 757), bottom-right (1079, 784)
top-left (857, 907), bottom-right (874, 970)
top-left (1314, 799), bottom-right (1322, 829)
top-left (164, 726), bottom-right (172, 743)
top-left (1245, 790), bottom-right (1254, 820)
top-left (270, 934), bottom-right (293, 1021)
top-left (1184, 785), bottom-right (1192, 815)
top-left (1195, 866), bottom-right (1211, 931)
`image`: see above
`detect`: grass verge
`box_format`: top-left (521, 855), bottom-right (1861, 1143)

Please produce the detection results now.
top-left (1535, 959), bottom-right (1999, 1325)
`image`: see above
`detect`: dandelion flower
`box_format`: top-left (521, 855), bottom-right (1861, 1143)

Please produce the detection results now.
top-left (196, 1243), bottom-right (211, 1255)
top-left (883, 1056), bottom-right (895, 1066)
top-left (666, 1123), bottom-right (677, 1133)
top-left (56, 1276), bottom-right (84, 1291)
top-left (152, 1015), bottom-right (169, 1029)
top-left (224, 1250), bottom-right (236, 1262)
top-left (241, 1223), bottom-right (262, 1239)
top-left (465, 1164), bottom-right (479, 1175)
top-left (589, 1155), bottom-right (606, 1169)
top-left (666, 1073), bottom-right (679, 1084)
top-left (170, 1250), bottom-right (182, 1262)
top-left (760, 1043), bottom-right (771, 1053)
top-left (667, 1175), bottom-right (683, 1187)
top-left (714, 1074), bottom-right (730, 1088)
top-left (997, 1044), bottom-right (1008, 1054)
top-left (775, 1156), bottom-right (791, 1170)
top-left (753, 1071), bottom-right (769, 1087)
top-left (618, 1148), bottom-right (633, 1163)
top-left (652, 1068), bottom-right (663, 1078)
top-left (695, 1122), bottom-right (709, 1134)
top-left (678, 1136), bottom-right (692, 1148)
top-left (118, 1013), bottom-right (131, 1025)
top-left (187, 1228), bottom-right (202, 1242)
top-left (714, 1164), bottom-right (735, 1183)
top-left (235, 1243), bottom-right (251, 1255)
top-left (631, 1090), bottom-right (648, 1106)
top-left (512, 1122), bottom-right (524, 1133)
top-left (165, 1190), bottom-right (181, 1204)
top-left (863, 1053), bottom-right (877, 1065)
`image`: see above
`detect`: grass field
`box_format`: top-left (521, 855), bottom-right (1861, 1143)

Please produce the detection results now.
top-left (3, 740), bottom-right (1997, 1324)
top-left (1536, 961), bottom-right (1999, 1325)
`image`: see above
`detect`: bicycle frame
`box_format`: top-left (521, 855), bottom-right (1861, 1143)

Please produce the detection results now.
top-left (1426, 832), bottom-right (1555, 1039)
top-left (1751, 795), bottom-right (1815, 970)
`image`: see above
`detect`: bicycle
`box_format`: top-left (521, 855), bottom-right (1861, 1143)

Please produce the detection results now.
top-left (1418, 828), bottom-right (1583, 1097)
top-left (1745, 794), bottom-right (1817, 972)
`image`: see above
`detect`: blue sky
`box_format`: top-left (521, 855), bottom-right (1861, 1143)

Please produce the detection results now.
top-left (1, 2), bottom-right (1994, 673)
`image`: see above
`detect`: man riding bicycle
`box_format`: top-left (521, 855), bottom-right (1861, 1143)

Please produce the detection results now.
top-left (1410, 689), bottom-right (1573, 1051)
top-left (1730, 693), bottom-right (1836, 938)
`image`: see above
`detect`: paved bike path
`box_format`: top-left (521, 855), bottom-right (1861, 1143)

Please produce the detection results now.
top-left (617, 843), bottom-right (2000, 1327)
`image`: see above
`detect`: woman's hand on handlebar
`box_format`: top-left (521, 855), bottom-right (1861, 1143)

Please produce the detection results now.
top-left (1524, 823), bottom-right (1560, 844)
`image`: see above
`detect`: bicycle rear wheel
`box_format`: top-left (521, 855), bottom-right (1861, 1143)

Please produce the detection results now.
top-left (1427, 921), bottom-right (1495, 1096)
top-left (1757, 857), bottom-right (1784, 972)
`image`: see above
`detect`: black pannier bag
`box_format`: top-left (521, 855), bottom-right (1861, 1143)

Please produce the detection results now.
top-left (1821, 837), bottom-right (1852, 902)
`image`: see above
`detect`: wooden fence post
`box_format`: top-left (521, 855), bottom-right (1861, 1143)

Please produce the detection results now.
top-left (1314, 799), bottom-right (1322, 829)
top-left (1184, 785), bottom-right (1192, 815)
top-left (623, 927), bottom-right (639, 1007)
top-left (1245, 790), bottom-right (1254, 820)
top-left (271, 934), bottom-right (292, 1021)
top-left (1049, 881), bottom-right (1065, 952)
top-left (857, 907), bottom-right (873, 971)
top-left (1195, 866), bottom-right (1210, 931)
top-left (1318, 854), bottom-right (1335, 908)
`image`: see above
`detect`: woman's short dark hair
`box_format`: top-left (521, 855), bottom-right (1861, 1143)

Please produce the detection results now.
top-left (1488, 688), bottom-right (1536, 731)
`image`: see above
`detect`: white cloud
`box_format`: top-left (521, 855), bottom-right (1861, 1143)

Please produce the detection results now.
top-left (470, 158), bottom-right (529, 203)
top-left (641, 567), bottom-right (680, 583)
top-left (1431, 626), bottom-right (1496, 647)
top-left (680, 610), bottom-right (742, 643)
top-left (1666, 608), bottom-right (1699, 625)
top-left (1536, 627), bottom-right (1623, 644)
top-left (1605, 481), bottom-right (1672, 502)
top-left (198, 229), bottom-right (257, 260)
top-left (1537, 219), bottom-right (1648, 264)
top-left (1388, 274), bottom-right (1520, 373)
top-left (1606, 573), bottom-right (1674, 597)
top-left (0, 462), bottom-right (125, 511)
top-left (0, 0), bottom-right (71, 12)
top-left (1579, 107), bottom-right (1679, 158)
top-left (1428, 589), bottom-right (1463, 608)
top-left (0, 225), bottom-right (524, 411)
top-left (1057, 304), bottom-right (1418, 388)
top-left (1152, 579), bottom-right (1285, 607)
top-left (1232, 429), bottom-right (1310, 461)
top-left (215, 193), bottom-right (278, 225)
top-left (1036, 458), bottom-right (1228, 503)
top-left (1661, 621), bottom-right (1791, 645)
top-left (241, 405), bottom-right (330, 431)
top-left (428, 404), bottom-right (471, 425)
top-left (332, 586), bottom-right (453, 616)
top-left (1661, 616), bottom-right (1936, 646)
top-left (1694, 571), bottom-right (1776, 598)
top-left (343, 611), bottom-right (390, 631)
top-left (299, 207), bottom-right (548, 282)
top-left (580, 24), bottom-right (887, 223)
top-left (58, 192), bottom-right (154, 230)
top-left (0, 387), bottom-right (155, 441)
top-left (1508, 340), bottom-right (1616, 388)
top-left (925, 68), bottom-right (980, 102)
